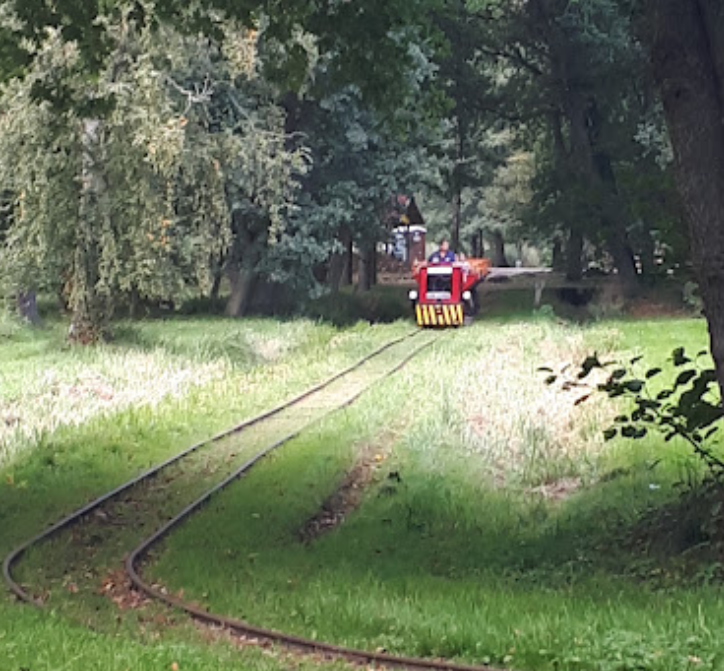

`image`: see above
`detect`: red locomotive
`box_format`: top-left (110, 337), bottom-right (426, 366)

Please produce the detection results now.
top-left (409, 259), bottom-right (490, 327)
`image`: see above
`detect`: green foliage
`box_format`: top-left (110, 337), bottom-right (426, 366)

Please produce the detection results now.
top-left (0, 11), bottom-right (309, 334)
top-left (306, 287), bottom-right (410, 326)
top-left (545, 347), bottom-right (724, 478)
top-left (0, 1), bottom-right (452, 326)
top-left (0, 0), bottom-right (443, 109)
top-left (0, 0), bottom-right (701, 332)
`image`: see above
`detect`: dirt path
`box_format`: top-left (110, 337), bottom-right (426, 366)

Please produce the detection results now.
top-left (298, 428), bottom-right (400, 544)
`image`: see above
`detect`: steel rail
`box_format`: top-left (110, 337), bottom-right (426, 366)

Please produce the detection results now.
top-left (3, 330), bottom-right (421, 603)
top-left (126, 334), bottom-right (500, 671)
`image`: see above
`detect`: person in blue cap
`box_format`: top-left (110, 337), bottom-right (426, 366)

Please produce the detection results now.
top-left (428, 238), bottom-right (456, 264)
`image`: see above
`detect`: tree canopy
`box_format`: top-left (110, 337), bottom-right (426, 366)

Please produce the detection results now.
top-left (2, 0), bottom-right (724, 405)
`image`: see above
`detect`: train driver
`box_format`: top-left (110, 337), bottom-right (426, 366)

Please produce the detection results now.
top-left (428, 238), bottom-right (456, 264)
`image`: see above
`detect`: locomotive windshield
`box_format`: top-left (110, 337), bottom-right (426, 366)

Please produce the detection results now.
top-left (426, 267), bottom-right (453, 300)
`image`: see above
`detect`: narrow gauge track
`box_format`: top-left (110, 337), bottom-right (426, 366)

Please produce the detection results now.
top-left (125, 362), bottom-right (502, 671)
top-left (3, 329), bottom-right (424, 601)
top-left (4, 329), bottom-right (500, 671)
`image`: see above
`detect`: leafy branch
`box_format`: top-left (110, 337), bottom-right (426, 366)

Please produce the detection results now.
top-left (541, 347), bottom-right (724, 478)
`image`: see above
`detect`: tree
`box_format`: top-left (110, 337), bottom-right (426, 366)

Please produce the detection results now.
top-left (0, 14), bottom-right (306, 336)
top-left (639, 0), bottom-right (724, 402)
top-left (0, 0), bottom-right (452, 329)
top-left (469, 0), bottom-right (649, 286)
top-left (0, 0), bottom-right (440, 107)
top-left (424, 0), bottom-right (504, 254)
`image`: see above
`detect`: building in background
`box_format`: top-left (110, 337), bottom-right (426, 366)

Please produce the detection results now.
top-left (389, 196), bottom-right (426, 268)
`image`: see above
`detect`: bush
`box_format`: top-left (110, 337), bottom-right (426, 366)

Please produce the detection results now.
top-left (304, 287), bottom-right (410, 326)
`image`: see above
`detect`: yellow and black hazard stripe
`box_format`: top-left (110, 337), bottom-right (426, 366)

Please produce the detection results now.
top-left (416, 304), bottom-right (464, 327)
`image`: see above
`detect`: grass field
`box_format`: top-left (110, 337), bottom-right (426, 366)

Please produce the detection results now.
top-left (0, 315), bottom-right (407, 670)
top-left (1, 308), bottom-right (722, 671)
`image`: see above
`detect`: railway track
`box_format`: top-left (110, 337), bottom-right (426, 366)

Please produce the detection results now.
top-left (3, 329), bottom-right (499, 671)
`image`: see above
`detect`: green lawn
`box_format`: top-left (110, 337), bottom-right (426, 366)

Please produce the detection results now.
top-left (1, 312), bottom-right (721, 671)
top-left (0, 315), bottom-right (408, 670)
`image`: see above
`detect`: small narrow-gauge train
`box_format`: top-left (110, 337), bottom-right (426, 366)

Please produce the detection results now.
top-left (409, 259), bottom-right (490, 327)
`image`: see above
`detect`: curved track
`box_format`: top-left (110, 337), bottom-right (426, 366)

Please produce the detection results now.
top-left (4, 329), bottom-right (500, 671)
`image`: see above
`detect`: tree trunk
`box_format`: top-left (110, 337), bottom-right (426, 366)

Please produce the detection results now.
top-left (638, 226), bottom-right (657, 279)
top-left (473, 230), bottom-right (484, 258)
top-left (70, 119), bottom-right (109, 343)
top-left (567, 92), bottom-right (639, 293)
top-left (344, 237), bottom-right (354, 286)
top-left (327, 229), bottom-right (353, 294)
top-left (327, 252), bottom-right (346, 293)
top-left (543, 12), bottom-right (639, 295)
top-left (329, 227), bottom-right (352, 293)
top-left (210, 273), bottom-right (223, 302)
top-left (370, 244), bottom-right (378, 286)
top-left (128, 288), bottom-right (141, 319)
top-left (552, 237), bottom-right (565, 272)
top-left (565, 229), bottom-right (584, 281)
top-left (644, 0), bottom-right (724, 401)
top-left (451, 183), bottom-right (462, 254)
top-left (490, 230), bottom-right (510, 267)
top-left (358, 244), bottom-right (373, 292)
top-left (17, 291), bottom-right (40, 326)
top-left (594, 150), bottom-right (639, 295)
top-left (226, 267), bottom-right (257, 317)
top-left (450, 0), bottom-right (467, 255)
top-left (607, 235), bottom-right (639, 294)
top-left (225, 214), bottom-right (263, 318)
top-left (210, 253), bottom-right (225, 301)
top-left (328, 228), bottom-right (352, 293)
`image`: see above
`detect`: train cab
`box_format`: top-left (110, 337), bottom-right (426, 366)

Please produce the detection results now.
top-left (409, 260), bottom-right (490, 327)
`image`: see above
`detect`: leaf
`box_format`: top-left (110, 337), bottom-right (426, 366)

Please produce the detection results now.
top-left (624, 380), bottom-right (644, 393)
top-left (700, 369), bottom-right (718, 385)
top-left (645, 368), bottom-right (662, 379)
top-left (672, 347), bottom-right (691, 367)
top-left (574, 394), bottom-right (592, 406)
top-left (614, 415), bottom-right (629, 423)
top-left (657, 390), bottom-right (674, 400)
top-left (622, 425), bottom-right (638, 438)
top-left (630, 355), bottom-right (644, 365)
top-left (610, 369), bottom-right (627, 380)
top-left (544, 375), bottom-right (557, 386)
top-left (538, 367), bottom-right (553, 373)
top-left (675, 370), bottom-right (697, 387)
top-left (685, 402), bottom-right (724, 431)
top-left (603, 428), bottom-right (617, 441)
top-left (578, 355), bottom-right (602, 379)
